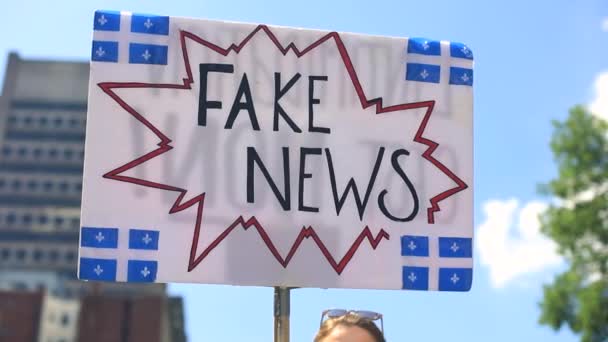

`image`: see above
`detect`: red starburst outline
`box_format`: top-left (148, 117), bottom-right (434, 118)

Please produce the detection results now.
top-left (97, 25), bottom-right (468, 274)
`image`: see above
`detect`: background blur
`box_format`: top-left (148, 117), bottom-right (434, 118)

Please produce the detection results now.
top-left (0, 1), bottom-right (606, 341)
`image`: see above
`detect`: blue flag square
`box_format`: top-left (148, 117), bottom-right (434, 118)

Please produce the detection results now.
top-left (129, 43), bottom-right (168, 65)
top-left (127, 260), bottom-right (158, 282)
top-left (94, 10), bottom-right (121, 31)
top-left (91, 41), bottom-right (119, 63)
top-left (407, 37), bottom-right (441, 56)
top-left (439, 268), bottom-right (473, 291)
top-left (439, 237), bottom-right (472, 258)
top-left (406, 63), bottom-right (440, 83)
top-left (402, 266), bottom-right (429, 291)
top-left (449, 67), bottom-right (473, 86)
top-left (129, 229), bottom-right (159, 250)
top-left (450, 42), bottom-right (474, 60)
top-left (131, 14), bottom-right (169, 35)
top-left (80, 227), bottom-right (119, 248)
top-left (79, 257), bottom-right (117, 281)
top-left (401, 235), bottom-right (429, 257)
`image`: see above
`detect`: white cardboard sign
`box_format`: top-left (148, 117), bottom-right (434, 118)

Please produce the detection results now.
top-left (78, 10), bottom-right (474, 291)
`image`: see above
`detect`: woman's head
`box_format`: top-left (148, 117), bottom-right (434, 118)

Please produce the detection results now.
top-left (314, 313), bottom-right (385, 342)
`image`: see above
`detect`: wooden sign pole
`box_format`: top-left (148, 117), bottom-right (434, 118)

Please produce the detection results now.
top-left (274, 287), bottom-right (291, 342)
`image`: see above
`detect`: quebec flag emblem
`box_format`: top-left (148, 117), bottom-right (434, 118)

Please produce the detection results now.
top-left (79, 10), bottom-right (171, 283)
top-left (400, 235), bottom-right (473, 291)
top-left (92, 10), bottom-right (169, 65)
top-left (78, 227), bottom-right (160, 283)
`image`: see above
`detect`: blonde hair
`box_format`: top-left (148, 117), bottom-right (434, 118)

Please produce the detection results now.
top-left (314, 314), bottom-right (385, 342)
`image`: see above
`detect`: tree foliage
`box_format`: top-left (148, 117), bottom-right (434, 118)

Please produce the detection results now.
top-left (539, 106), bottom-right (608, 342)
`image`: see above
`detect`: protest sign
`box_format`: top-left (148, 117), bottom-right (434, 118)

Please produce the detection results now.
top-left (79, 10), bottom-right (474, 291)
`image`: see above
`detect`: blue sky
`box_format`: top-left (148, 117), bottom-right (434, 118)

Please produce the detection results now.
top-left (1, 0), bottom-right (607, 341)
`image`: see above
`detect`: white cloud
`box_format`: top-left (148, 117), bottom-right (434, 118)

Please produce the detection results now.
top-left (477, 199), bottom-right (563, 289)
top-left (589, 71), bottom-right (608, 121)
top-left (602, 18), bottom-right (608, 32)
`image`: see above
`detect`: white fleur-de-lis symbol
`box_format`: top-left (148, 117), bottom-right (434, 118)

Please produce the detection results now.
top-left (98, 15), bottom-right (108, 26)
top-left (420, 69), bottom-right (429, 79)
top-left (461, 73), bottom-right (470, 83)
top-left (142, 233), bottom-right (153, 245)
top-left (408, 272), bottom-right (417, 283)
top-left (461, 45), bottom-right (471, 57)
top-left (450, 242), bottom-right (460, 252)
top-left (142, 50), bottom-right (152, 61)
top-left (408, 240), bottom-right (417, 251)
top-left (95, 47), bottom-right (106, 57)
top-left (95, 232), bottom-right (105, 243)
top-left (141, 267), bottom-right (151, 277)
top-left (93, 265), bottom-right (104, 276)
top-left (451, 273), bottom-right (460, 284)
top-left (422, 40), bottom-right (430, 50)
top-left (143, 18), bottom-right (154, 30)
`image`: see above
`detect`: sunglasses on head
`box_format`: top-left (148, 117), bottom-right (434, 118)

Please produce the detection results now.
top-left (320, 309), bottom-right (384, 332)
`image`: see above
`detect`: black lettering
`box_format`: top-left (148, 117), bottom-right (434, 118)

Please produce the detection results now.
top-left (298, 147), bottom-right (322, 212)
top-left (274, 73), bottom-right (302, 132)
top-left (198, 63), bottom-right (234, 126)
top-left (226, 73), bottom-right (260, 130)
top-left (378, 149), bottom-right (419, 222)
top-left (308, 76), bottom-right (330, 134)
top-left (247, 147), bottom-right (290, 210)
top-left (325, 147), bottom-right (384, 220)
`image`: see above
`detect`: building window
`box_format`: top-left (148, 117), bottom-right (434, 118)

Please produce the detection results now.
top-left (49, 249), bottom-right (59, 262)
top-left (49, 149), bottom-right (58, 158)
top-left (61, 313), bottom-right (70, 326)
top-left (54, 216), bottom-right (64, 228)
top-left (64, 149), bottom-right (74, 159)
top-left (23, 116), bottom-right (33, 125)
top-left (53, 117), bottom-right (63, 127)
top-left (38, 215), bottom-right (48, 224)
top-left (43, 181), bottom-right (54, 192)
top-left (1, 146), bottom-right (11, 157)
top-left (13, 282), bottom-right (27, 290)
top-left (8, 116), bottom-right (17, 124)
top-left (39, 116), bottom-right (48, 126)
top-left (65, 251), bottom-right (76, 262)
top-left (17, 147), bottom-right (27, 157)
top-left (22, 214), bottom-right (33, 224)
top-left (0, 179), bottom-right (5, 189)
top-left (27, 180), bottom-right (38, 190)
top-left (70, 218), bottom-right (80, 229)
top-left (6, 212), bottom-right (16, 224)
top-left (33, 249), bottom-right (44, 262)
top-left (33, 148), bottom-right (43, 157)
top-left (33, 249), bottom-right (43, 261)
top-left (16, 249), bottom-right (26, 260)
top-left (58, 182), bottom-right (69, 192)
top-left (69, 118), bottom-right (79, 127)
top-left (11, 180), bottom-right (22, 191)
top-left (1, 248), bottom-right (10, 260)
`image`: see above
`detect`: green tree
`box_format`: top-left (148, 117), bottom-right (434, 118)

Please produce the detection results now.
top-left (539, 106), bottom-right (608, 342)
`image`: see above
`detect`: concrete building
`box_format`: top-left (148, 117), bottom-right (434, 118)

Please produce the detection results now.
top-left (0, 290), bottom-right (184, 342)
top-left (38, 294), bottom-right (81, 342)
top-left (0, 52), bottom-right (186, 342)
top-left (0, 52), bottom-right (87, 296)
top-left (0, 291), bottom-right (43, 341)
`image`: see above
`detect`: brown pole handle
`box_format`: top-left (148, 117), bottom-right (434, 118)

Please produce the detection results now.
top-left (274, 287), bottom-right (290, 342)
